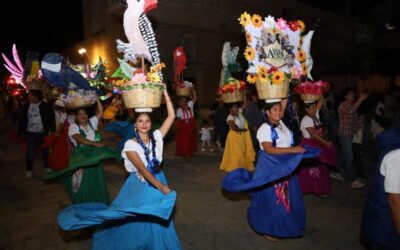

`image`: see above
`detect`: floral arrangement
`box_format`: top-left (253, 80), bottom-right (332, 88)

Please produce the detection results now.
top-left (219, 77), bottom-right (246, 94)
top-left (110, 63), bottom-right (166, 92)
top-left (239, 12), bottom-right (314, 85)
top-left (61, 89), bottom-right (97, 104)
top-left (177, 80), bottom-right (193, 89)
top-left (294, 80), bottom-right (330, 96)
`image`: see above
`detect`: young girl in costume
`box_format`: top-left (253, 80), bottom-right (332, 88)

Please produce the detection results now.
top-left (57, 89), bottom-right (182, 250)
top-left (222, 98), bottom-right (319, 242)
top-left (199, 119), bottom-right (214, 152)
top-left (298, 96), bottom-right (337, 196)
top-left (175, 89), bottom-right (197, 158)
top-left (44, 98), bottom-right (121, 204)
top-left (220, 102), bottom-right (255, 172)
top-left (103, 94), bottom-right (123, 122)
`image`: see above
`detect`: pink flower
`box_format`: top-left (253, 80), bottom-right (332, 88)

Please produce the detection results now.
top-left (131, 72), bottom-right (148, 84)
top-left (276, 18), bottom-right (288, 30)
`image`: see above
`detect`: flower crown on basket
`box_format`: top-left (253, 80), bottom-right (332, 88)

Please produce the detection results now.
top-left (294, 80), bottom-right (330, 103)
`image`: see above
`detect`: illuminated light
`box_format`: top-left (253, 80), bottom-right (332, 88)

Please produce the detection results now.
top-left (78, 48), bottom-right (87, 55)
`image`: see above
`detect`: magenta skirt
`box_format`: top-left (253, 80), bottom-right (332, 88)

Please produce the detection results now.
top-left (298, 138), bottom-right (338, 195)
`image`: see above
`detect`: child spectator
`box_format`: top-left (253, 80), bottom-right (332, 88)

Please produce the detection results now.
top-left (199, 119), bottom-right (214, 152)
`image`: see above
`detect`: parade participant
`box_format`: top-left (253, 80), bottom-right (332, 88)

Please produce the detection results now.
top-left (44, 98), bottom-right (121, 204)
top-left (220, 101), bottom-right (255, 172)
top-left (175, 89), bottom-right (197, 159)
top-left (298, 96), bottom-right (337, 196)
top-left (361, 126), bottom-right (400, 249)
top-left (57, 89), bottom-right (182, 250)
top-left (18, 89), bottom-right (55, 178)
top-left (103, 94), bottom-right (123, 122)
top-left (222, 98), bottom-right (319, 242)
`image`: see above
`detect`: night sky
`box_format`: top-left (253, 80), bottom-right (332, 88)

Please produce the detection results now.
top-left (1, 0), bottom-right (84, 79)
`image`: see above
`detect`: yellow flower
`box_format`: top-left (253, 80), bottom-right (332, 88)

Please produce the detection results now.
top-left (247, 74), bottom-right (256, 84)
top-left (257, 65), bottom-right (267, 76)
top-left (150, 63), bottom-right (166, 73)
top-left (257, 73), bottom-right (268, 82)
top-left (244, 47), bottom-right (255, 61)
top-left (297, 49), bottom-right (306, 62)
top-left (301, 63), bottom-right (308, 75)
top-left (239, 12), bottom-right (251, 27)
top-left (246, 32), bottom-right (252, 45)
top-left (297, 20), bottom-right (305, 32)
top-left (272, 71), bottom-right (285, 85)
top-left (251, 14), bottom-right (263, 28)
top-left (148, 72), bottom-right (160, 83)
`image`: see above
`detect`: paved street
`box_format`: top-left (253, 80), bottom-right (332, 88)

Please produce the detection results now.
top-left (0, 118), bottom-right (370, 250)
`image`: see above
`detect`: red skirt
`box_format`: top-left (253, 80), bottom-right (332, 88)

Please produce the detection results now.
top-left (46, 122), bottom-right (70, 170)
top-left (175, 118), bottom-right (197, 157)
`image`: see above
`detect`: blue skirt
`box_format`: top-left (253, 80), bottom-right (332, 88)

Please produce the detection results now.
top-left (58, 170), bottom-right (182, 250)
top-left (222, 145), bottom-right (319, 238)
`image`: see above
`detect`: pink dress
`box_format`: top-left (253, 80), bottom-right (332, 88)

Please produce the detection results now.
top-left (298, 113), bottom-right (337, 195)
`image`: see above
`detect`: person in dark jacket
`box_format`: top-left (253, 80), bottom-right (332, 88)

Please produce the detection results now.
top-left (18, 89), bottom-right (55, 178)
top-left (361, 120), bottom-right (400, 249)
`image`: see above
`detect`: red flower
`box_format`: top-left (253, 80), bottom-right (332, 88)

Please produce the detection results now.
top-left (289, 21), bottom-right (298, 31)
top-left (268, 66), bottom-right (278, 74)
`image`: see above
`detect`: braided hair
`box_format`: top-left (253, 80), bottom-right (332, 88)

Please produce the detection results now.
top-left (133, 113), bottom-right (161, 175)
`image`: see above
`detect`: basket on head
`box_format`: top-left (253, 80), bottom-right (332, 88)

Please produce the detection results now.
top-left (176, 86), bottom-right (192, 97)
top-left (122, 86), bottom-right (163, 109)
top-left (221, 89), bottom-right (244, 103)
top-left (255, 78), bottom-right (289, 100)
top-left (300, 93), bottom-right (321, 102)
top-left (65, 97), bottom-right (95, 110)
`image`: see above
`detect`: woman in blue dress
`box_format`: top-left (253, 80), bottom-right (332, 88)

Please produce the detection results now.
top-left (57, 89), bottom-right (182, 250)
top-left (222, 98), bottom-right (319, 242)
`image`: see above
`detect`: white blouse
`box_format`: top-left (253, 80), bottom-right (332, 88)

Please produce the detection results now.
top-left (227, 113), bottom-right (245, 129)
top-left (257, 121), bottom-right (292, 148)
top-left (176, 101), bottom-right (194, 120)
top-left (121, 130), bottom-right (163, 181)
top-left (300, 110), bottom-right (321, 139)
top-left (68, 116), bottom-right (98, 147)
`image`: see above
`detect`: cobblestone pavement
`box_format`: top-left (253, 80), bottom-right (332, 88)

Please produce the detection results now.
top-left (0, 119), bottom-right (370, 250)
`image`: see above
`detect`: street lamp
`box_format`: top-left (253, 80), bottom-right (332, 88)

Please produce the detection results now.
top-left (78, 48), bottom-right (91, 65)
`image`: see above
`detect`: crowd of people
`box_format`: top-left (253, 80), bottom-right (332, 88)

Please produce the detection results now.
top-left (1, 83), bottom-right (400, 249)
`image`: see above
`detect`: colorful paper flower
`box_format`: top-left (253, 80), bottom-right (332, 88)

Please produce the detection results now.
top-left (272, 71), bottom-right (285, 85)
top-left (147, 72), bottom-right (160, 83)
top-left (297, 20), bottom-right (305, 32)
top-left (246, 32), bottom-right (252, 45)
top-left (239, 12), bottom-right (251, 27)
top-left (131, 72), bottom-right (148, 84)
top-left (244, 47), bottom-right (255, 61)
top-left (247, 74), bottom-right (256, 84)
top-left (257, 65), bottom-right (267, 76)
top-left (301, 63), bottom-right (308, 75)
top-left (288, 21), bottom-right (298, 31)
top-left (265, 15), bottom-right (276, 28)
top-left (257, 72), bottom-right (268, 82)
top-left (251, 14), bottom-right (263, 28)
top-left (276, 18), bottom-right (288, 30)
top-left (297, 49), bottom-right (306, 62)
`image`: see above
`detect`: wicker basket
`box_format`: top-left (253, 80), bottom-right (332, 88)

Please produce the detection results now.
top-left (255, 78), bottom-right (289, 100)
top-left (176, 86), bottom-right (192, 97)
top-left (221, 89), bottom-right (244, 103)
top-left (300, 93), bottom-right (321, 102)
top-left (65, 97), bottom-right (95, 110)
top-left (122, 87), bottom-right (162, 109)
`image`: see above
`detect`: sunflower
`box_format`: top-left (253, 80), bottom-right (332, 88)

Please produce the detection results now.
top-left (246, 32), bottom-right (252, 44)
top-left (301, 63), bottom-right (308, 75)
top-left (272, 71), bottom-right (285, 85)
top-left (297, 49), bottom-right (306, 62)
top-left (247, 74), bottom-right (256, 84)
top-left (239, 12), bottom-right (251, 27)
top-left (257, 73), bottom-right (268, 82)
top-left (244, 47), bottom-right (255, 61)
top-left (251, 14), bottom-right (263, 28)
top-left (297, 20), bottom-right (305, 32)
top-left (257, 65), bottom-right (267, 76)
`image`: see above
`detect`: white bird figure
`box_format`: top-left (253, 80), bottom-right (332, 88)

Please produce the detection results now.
top-left (122, 0), bottom-right (162, 80)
